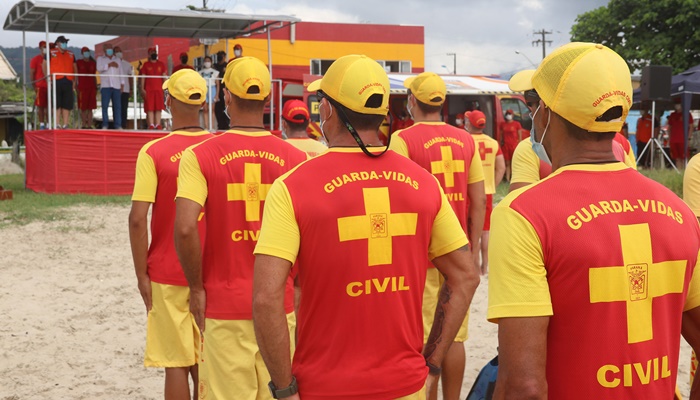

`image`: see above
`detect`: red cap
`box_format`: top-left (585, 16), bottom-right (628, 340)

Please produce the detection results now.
top-left (179, 52), bottom-right (187, 57)
top-left (467, 110), bottom-right (487, 129)
top-left (49, 42), bottom-right (56, 49)
top-left (505, 109), bottom-right (514, 115)
top-left (234, 44), bottom-right (242, 50)
top-left (39, 41), bottom-right (46, 48)
top-left (282, 100), bottom-right (310, 123)
top-left (456, 113), bottom-right (464, 119)
top-left (81, 46), bottom-right (89, 52)
top-left (147, 47), bottom-right (156, 53)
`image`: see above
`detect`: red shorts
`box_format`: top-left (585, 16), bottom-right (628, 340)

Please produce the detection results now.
top-left (483, 194), bottom-right (493, 231)
top-left (35, 86), bottom-right (47, 108)
top-left (670, 142), bottom-right (689, 160)
top-left (144, 89), bottom-right (164, 112)
top-left (502, 142), bottom-right (516, 161)
top-left (78, 87), bottom-right (97, 110)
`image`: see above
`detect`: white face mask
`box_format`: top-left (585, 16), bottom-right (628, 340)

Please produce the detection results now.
top-left (115, 52), bottom-right (123, 59)
top-left (319, 100), bottom-right (333, 142)
top-left (234, 49), bottom-right (242, 57)
top-left (455, 118), bottom-right (463, 125)
top-left (505, 114), bottom-right (513, 121)
top-left (204, 61), bottom-right (212, 68)
top-left (406, 97), bottom-right (414, 119)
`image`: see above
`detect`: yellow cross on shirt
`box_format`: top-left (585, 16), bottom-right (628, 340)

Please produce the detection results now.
top-left (430, 146), bottom-right (465, 188)
top-left (589, 223), bottom-right (686, 344)
top-left (337, 187), bottom-right (418, 266)
top-left (227, 162), bottom-right (272, 222)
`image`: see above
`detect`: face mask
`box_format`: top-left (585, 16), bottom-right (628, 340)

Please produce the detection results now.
top-left (455, 118), bottom-right (463, 125)
top-left (150, 53), bottom-right (158, 60)
top-left (530, 104), bottom-right (552, 165)
top-left (406, 98), bottom-right (414, 119)
top-left (319, 100), bottom-right (333, 142)
top-left (164, 95), bottom-right (171, 116)
top-left (105, 49), bottom-right (113, 56)
top-left (59, 42), bottom-right (67, 50)
top-left (115, 52), bottom-right (123, 59)
top-left (83, 51), bottom-right (90, 59)
top-left (675, 104), bottom-right (682, 111)
top-left (40, 47), bottom-right (46, 54)
top-left (223, 91), bottom-right (232, 122)
top-left (180, 57), bottom-right (188, 64)
top-left (505, 114), bottom-right (513, 121)
top-left (234, 49), bottom-right (242, 57)
top-left (204, 61), bottom-right (212, 68)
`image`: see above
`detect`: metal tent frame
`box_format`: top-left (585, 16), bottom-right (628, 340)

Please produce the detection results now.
top-left (3, 0), bottom-right (299, 129)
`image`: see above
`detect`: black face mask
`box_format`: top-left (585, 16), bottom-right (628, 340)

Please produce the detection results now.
top-left (150, 53), bottom-right (158, 60)
top-left (180, 56), bottom-right (187, 64)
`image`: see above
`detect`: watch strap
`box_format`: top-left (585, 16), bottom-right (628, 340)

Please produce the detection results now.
top-left (269, 376), bottom-right (298, 399)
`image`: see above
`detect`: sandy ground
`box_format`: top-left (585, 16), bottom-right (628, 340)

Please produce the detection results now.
top-left (0, 203), bottom-right (693, 399)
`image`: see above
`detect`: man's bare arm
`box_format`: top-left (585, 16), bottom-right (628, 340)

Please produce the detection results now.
top-left (253, 255), bottom-right (295, 391)
top-left (467, 181), bottom-right (486, 264)
top-left (424, 246), bottom-right (479, 369)
top-left (495, 154), bottom-right (506, 188)
top-left (128, 201), bottom-right (152, 312)
top-left (493, 317), bottom-right (549, 400)
top-left (174, 197), bottom-right (206, 330)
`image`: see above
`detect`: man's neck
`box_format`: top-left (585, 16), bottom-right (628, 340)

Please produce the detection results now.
top-left (553, 139), bottom-right (617, 170)
top-left (412, 111), bottom-right (442, 123)
top-left (229, 114), bottom-right (265, 130)
top-left (328, 130), bottom-right (382, 147)
top-left (286, 131), bottom-right (309, 139)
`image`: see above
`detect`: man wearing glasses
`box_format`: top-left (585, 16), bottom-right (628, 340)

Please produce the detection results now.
top-left (488, 42), bottom-right (700, 400)
top-left (252, 55), bottom-right (479, 400)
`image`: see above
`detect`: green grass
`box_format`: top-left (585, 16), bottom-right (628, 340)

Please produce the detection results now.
top-left (639, 168), bottom-right (684, 197)
top-left (0, 174), bottom-right (130, 228)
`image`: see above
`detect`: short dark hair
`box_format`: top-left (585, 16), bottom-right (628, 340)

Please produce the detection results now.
top-left (232, 92), bottom-right (268, 113)
top-left (407, 89), bottom-right (442, 114)
top-left (285, 119), bottom-right (310, 131)
top-left (558, 108), bottom-right (617, 141)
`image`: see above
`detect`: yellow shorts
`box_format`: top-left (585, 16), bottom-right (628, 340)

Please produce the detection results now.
top-left (144, 282), bottom-right (200, 368)
top-left (396, 385), bottom-right (426, 399)
top-left (422, 268), bottom-right (469, 343)
top-left (198, 313), bottom-right (296, 400)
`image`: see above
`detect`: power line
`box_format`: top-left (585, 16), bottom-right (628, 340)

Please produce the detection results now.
top-left (532, 29), bottom-right (552, 60)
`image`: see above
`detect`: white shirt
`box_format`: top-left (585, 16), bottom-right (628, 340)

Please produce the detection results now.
top-left (118, 58), bottom-right (134, 93)
top-left (96, 55), bottom-right (126, 89)
top-left (199, 67), bottom-right (219, 85)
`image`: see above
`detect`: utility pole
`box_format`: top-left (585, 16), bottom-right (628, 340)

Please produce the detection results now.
top-left (447, 53), bottom-right (456, 75)
top-left (532, 29), bottom-right (552, 60)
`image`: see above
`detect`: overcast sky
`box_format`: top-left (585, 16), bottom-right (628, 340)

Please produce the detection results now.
top-left (0, 0), bottom-right (609, 76)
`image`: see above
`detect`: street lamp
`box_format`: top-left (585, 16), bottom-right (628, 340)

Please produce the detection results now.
top-left (515, 50), bottom-right (537, 68)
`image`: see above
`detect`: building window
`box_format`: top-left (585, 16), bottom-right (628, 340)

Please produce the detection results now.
top-left (310, 59), bottom-right (336, 75)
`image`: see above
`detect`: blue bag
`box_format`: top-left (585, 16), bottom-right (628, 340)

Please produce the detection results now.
top-left (466, 355), bottom-right (498, 400)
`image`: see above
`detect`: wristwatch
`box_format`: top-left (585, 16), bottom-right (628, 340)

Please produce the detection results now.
top-left (268, 376), bottom-right (298, 399)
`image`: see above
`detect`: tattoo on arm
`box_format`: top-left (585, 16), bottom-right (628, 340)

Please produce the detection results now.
top-left (423, 282), bottom-right (452, 361)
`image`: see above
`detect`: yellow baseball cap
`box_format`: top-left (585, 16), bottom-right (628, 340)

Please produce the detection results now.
top-left (223, 56), bottom-right (270, 101)
top-left (307, 54), bottom-right (389, 116)
top-left (508, 42), bottom-right (632, 133)
top-left (404, 72), bottom-right (446, 106)
top-left (162, 69), bottom-right (207, 105)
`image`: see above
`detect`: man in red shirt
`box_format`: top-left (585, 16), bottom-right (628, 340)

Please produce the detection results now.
top-left (175, 57), bottom-right (307, 399)
top-left (668, 98), bottom-right (694, 169)
top-left (492, 42), bottom-right (700, 400)
top-left (172, 52), bottom-right (194, 74)
top-left (635, 108), bottom-right (658, 168)
top-left (45, 36), bottom-right (77, 129)
top-left (139, 47), bottom-right (167, 129)
top-left (499, 109), bottom-right (524, 182)
top-left (253, 54), bottom-right (478, 400)
top-left (130, 69), bottom-right (213, 399)
top-left (30, 41), bottom-right (48, 129)
top-left (390, 71), bottom-right (485, 400)
top-left (76, 46), bottom-right (97, 129)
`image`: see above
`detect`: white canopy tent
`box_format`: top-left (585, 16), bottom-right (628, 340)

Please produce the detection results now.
top-left (3, 0), bottom-right (299, 129)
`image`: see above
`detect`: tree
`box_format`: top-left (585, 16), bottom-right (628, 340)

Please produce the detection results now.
top-left (571, 0), bottom-right (700, 74)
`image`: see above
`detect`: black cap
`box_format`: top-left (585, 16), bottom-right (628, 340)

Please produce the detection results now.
top-left (55, 35), bottom-right (69, 43)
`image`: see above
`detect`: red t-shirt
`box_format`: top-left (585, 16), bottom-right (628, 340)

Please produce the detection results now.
top-left (140, 60), bottom-right (166, 91)
top-left (76, 59), bottom-right (97, 90)
top-left (636, 114), bottom-right (653, 143)
top-left (393, 122), bottom-right (481, 233)
top-left (30, 54), bottom-right (47, 88)
top-left (507, 166), bottom-right (700, 399)
top-left (133, 131), bottom-right (214, 286)
top-left (281, 150), bottom-right (445, 399)
top-left (500, 120), bottom-right (524, 148)
top-left (668, 111), bottom-right (693, 144)
top-left (185, 131), bottom-right (307, 319)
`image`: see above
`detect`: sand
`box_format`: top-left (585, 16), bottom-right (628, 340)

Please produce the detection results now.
top-left (0, 203), bottom-right (693, 399)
